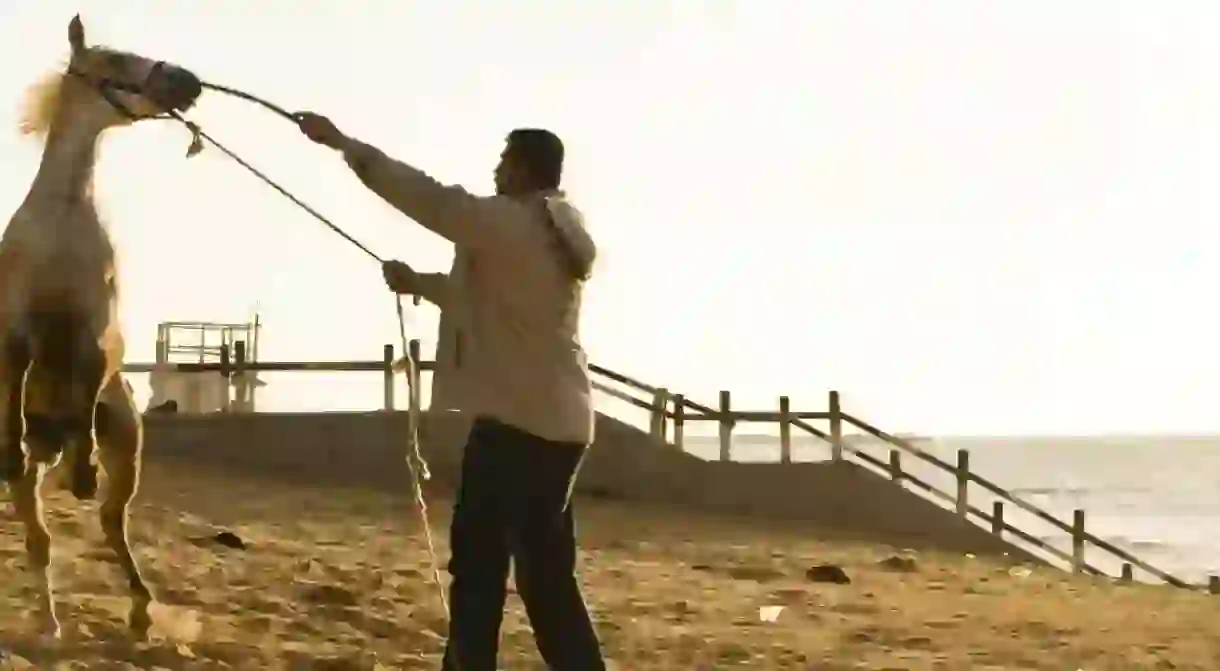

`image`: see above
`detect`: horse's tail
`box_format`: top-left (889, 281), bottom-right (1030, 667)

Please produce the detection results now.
top-left (25, 307), bottom-right (90, 371)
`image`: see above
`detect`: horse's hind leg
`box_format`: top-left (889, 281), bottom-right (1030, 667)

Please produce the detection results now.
top-left (95, 374), bottom-right (153, 637)
top-left (10, 460), bottom-right (60, 638)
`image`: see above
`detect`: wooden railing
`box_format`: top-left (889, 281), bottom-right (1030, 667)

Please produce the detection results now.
top-left (125, 344), bottom-right (1215, 592)
top-left (589, 374), bottom-right (1219, 592)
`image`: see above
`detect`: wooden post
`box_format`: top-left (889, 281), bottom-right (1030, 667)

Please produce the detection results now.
top-left (185, 372), bottom-right (201, 414)
top-left (408, 339), bottom-right (422, 413)
top-left (651, 388), bottom-right (670, 442)
top-left (233, 341), bottom-right (247, 413)
top-left (151, 338), bottom-right (168, 411)
top-left (888, 450), bottom-right (902, 483)
top-left (218, 344), bottom-right (231, 413)
top-left (955, 450), bottom-right (969, 516)
top-left (1072, 509), bottom-right (1086, 573)
top-left (382, 344), bottom-right (395, 411)
top-left (1209, 576), bottom-right (1220, 595)
top-left (991, 501), bottom-right (1004, 535)
top-left (1120, 563), bottom-right (1134, 584)
top-left (718, 390), bottom-right (732, 461)
top-left (672, 394), bottom-right (685, 450)
top-left (828, 390), bottom-right (843, 461)
top-left (648, 393), bottom-right (659, 438)
top-left (251, 313), bottom-right (261, 364)
top-left (779, 396), bottom-right (792, 464)
top-left (663, 390), bottom-right (673, 441)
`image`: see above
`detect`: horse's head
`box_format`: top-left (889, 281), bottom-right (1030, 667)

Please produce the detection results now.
top-left (61, 14), bottom-right (201, 128)
top-left (20, 309), bottom-right (110, 464)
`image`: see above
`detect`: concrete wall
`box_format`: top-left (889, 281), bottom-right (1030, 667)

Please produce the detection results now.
top-left (143, 410), bottom-right (1034, 561)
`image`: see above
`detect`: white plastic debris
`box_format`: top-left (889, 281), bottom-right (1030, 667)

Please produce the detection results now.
top-left (759, 605), bottom-right (785, 623)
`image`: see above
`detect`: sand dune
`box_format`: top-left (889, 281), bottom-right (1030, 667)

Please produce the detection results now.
top-left (1, 458), bottom-right (1217, 669)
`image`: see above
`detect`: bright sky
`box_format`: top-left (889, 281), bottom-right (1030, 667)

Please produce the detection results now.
top-left (2, 1), bottom-right (1220, 435)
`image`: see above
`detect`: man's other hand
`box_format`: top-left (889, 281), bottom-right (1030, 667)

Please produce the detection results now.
top-left (295, 112), bottom-right (346, 149)
top-left (382, 260), bottom-right (418, 294)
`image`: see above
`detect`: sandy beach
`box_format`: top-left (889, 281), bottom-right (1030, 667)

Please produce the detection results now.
top-left (0, 457), bottom-right (1217, 670)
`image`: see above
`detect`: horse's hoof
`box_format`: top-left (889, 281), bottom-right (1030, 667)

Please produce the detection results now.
top-left (70, 466), bottom-right (98, 501)
top-left (36, 620), bottom-right (62, 642)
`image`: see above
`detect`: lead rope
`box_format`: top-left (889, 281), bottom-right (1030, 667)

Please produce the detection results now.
top-left (162, 107), bottom-right (453, 639)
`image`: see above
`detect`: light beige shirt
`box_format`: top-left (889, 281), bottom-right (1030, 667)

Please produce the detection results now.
top-left (414, 251), bottom-right (464, 412)
top-left (342, 138), bottom-right (596, 445)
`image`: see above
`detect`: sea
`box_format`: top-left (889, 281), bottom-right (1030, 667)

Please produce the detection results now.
top-left (683, 432), bottom-right (1220, 584)
top-left (121, 371), bottom-right (1220, 584)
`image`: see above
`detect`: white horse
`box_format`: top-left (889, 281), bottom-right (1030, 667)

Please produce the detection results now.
top-left (0, 15), bottom-right (201, 639)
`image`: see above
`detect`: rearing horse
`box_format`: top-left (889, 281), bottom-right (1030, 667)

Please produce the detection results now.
top-left (0, 15), bottom-right (201, 639)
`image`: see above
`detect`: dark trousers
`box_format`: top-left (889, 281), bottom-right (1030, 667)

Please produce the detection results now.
top-left (441, 417), bottom-right (605, 671)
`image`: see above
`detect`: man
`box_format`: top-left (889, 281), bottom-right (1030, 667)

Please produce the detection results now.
top-left (296, 112), bottom-right (606, 671)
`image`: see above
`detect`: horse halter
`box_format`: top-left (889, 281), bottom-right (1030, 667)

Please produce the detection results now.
top-left (66, 62), bottom-right (176, 121)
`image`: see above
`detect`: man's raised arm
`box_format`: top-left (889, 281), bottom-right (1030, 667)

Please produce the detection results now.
top-left (340, 138), bottom-right (485, 248)
top-left (295, 112), bottom-right (508, 250)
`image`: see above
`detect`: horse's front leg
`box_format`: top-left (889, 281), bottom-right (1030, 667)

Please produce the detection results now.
top-left (1, 337), bottom-right (32, 484)
top-left (1, 380), bottom-right (24, 484)
top-left (95, 374), bottom-right (153, 637)
top-left (0, 360), bottom-right (27, 484)
top-left (67, 424), bottom-right (98, 500)
top-left (10, 459), bottom-right (60, 639)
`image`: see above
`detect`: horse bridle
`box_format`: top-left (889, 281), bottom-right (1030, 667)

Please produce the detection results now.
top-left (68, 64), bottom-right (304, 151)
top-left (65, 63), bottom-right (176, 121)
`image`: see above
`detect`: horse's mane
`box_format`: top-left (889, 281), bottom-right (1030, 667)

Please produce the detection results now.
top-left (19, 69), bottom-right (68, 138)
